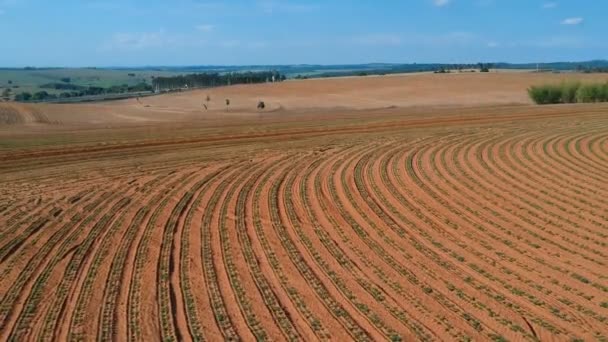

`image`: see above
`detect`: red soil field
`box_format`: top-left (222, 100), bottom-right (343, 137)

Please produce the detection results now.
top-left (1, 72), bottom-right (607, 341)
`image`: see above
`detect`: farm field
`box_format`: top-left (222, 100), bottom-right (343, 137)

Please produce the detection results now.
top-left (1, 73), bottom-right (608, 341)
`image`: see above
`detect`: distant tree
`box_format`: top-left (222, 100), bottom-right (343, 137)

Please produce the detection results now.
top-left (61, 77), bottom-right (71, 83)
top-left (128, 73), bottom-right (136, 77)
top-left (7, 80), bottom-right (12, 85)
top-left (225, 99), bottom-right (230, 106)
top-left (2, 88), bottom-right (12, 98)
top-left (257, 101), bottom-right (265, 110)
top-left (479, 63), bottom-right (491, 72)
top-left (32, 91), bottom-right (50, 101)
top-left (15, 92), bottom-right (32, 102)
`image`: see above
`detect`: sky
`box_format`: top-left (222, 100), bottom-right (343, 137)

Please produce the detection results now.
top-left (0, 0), bottom-right (606, 67)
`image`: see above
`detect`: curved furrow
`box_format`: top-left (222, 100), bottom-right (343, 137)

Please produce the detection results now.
top-left (519, 131), bottom-right (608, 210)
top-left (403, 143), bottom-right (532, 339)
top-left (0, 188), bottom-right (128, 340)
top-left (588, 134), bottom-right (608, 166)
top-left (0, 190), bottom-right (98, 282)
top-left (480, 131), bottom-right (608, 262)
top-left (356, 141), bottom-right (494, 340)
top-left (445, 132), bottom-right (606, 336)
top-left (425, 132), bottom-right (585, 337)
top-left (311, 140), bottom-right (516, 340)
top-left (458, 131), bottom-right (608, 298)
top-left (510, 133), bottom-right (608, 242)
top-left (36, 195), bottom-right (133, 341)
top-left (199, 165), bottom-right (243, 341)
top-left (335, 142), bottom-right (473, 340)
top-left (407, 137), bottom-right (558, 339)
top-left (274, 148), bottom-right (375, 341)
top-left (215, 158), bottom-right (285, 340)
top-left (526, 131), bottom-right (608, 205)
top-left (418, 132), bottom-right (607, 334)
top-left (156, 166), bottom-right (225, 341)
top-left (0, 201), bottom-right (54, 249)
top-left (0, 187), bottom-right (108, 311)
top-left (251, 152), bottom-right (336, 340)
top-left (564, 130), bottom-right (608, 176)
top-left (233, 157), bottom-right (304, 340)
top-left (358, 137), bottom-right (516, 340)
top-left (487, 133), bottom-right (608, 268)
top-left (97, 170), bottom-right (190, 341)
top-left (67, 171), bottom-right (175, 340)
top-left (175, 166), bottom-right (232, 342)
top-left (352, 141), bottom-right (496, 339)
top-left (547, 127), bottom-right (608, 187)
top-left (437, 132), bottom-right (606, 305)
top-left (307, 144), bottom-right (421, 340)
top-left (127, 170), bottom-right (200, 341)
top-left (376, 136), bottom-right (567, 339)
top-left (466, 132), bottom-right (607, 273)
top-left (364, 138), bottom-right (548, 340)
top-left (530, 132), bottom-right (608, 199)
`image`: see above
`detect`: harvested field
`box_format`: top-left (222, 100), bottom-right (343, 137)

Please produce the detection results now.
top-left (1, 73), bottom-right (607, 341)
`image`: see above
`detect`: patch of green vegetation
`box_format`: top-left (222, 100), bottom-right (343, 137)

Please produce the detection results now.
top-left (571, 273), bottom-right (591, 284)
top-left (529, 81), bottom-right (608, 104)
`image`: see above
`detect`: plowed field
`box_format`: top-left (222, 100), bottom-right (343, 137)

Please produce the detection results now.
top-left (1, 73), bottom-right (607, 341)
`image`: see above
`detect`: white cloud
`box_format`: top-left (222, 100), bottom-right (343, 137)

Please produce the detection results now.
top-left (542, 2), bottom-right (557, 9)
top-left (195, 24), bottom-right (215, 32)
top-left (561, 17), bottom-right (583, 25)
top-left (433, 0), bottom-right (451, 7)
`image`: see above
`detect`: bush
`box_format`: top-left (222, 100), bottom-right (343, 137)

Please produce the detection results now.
top-left (560, 82), bottom-right (580, 103)
top-left (528, 81), bottom-right (608, 104)
top-left (576, 83), bottom-right (608, 103)
top-left (528, 84), bottom-right (563, 104)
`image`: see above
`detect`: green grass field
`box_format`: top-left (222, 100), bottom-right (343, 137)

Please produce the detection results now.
top-left (0, 68), bottom-right (183, 98)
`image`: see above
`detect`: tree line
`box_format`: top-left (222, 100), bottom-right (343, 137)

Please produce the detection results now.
top-left (151, 71), bottom-right (286, 92)
top-left (13, 83), bottom-right (153, 102)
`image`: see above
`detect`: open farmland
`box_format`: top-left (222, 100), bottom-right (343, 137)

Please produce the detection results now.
top-left (1, 73), bottom-right (608, 341)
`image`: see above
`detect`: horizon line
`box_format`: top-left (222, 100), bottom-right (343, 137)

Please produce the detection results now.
top-left (1, 59), bottom-right (607, 70)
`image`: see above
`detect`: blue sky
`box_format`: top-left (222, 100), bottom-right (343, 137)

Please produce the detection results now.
top-left (0, 0), bottom-right (605, 66)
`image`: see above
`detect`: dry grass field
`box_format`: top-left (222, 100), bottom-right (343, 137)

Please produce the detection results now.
top-left (1, 72), bottom-right (608, 341)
